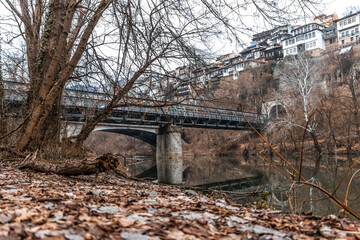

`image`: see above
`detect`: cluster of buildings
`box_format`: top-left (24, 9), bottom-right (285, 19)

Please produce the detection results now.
top-left (166, 10), bottom-right (360, 98)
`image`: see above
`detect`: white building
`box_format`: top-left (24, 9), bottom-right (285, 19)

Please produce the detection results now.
top-left (282, 23), bottom-right (326, 57)
top-left (336, 11), bottom-right (360, 46)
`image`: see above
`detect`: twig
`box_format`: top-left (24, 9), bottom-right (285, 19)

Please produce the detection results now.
top-left (332, 157), bottom-right (360, 196)
top-left (344, 169), bottom-right (360, 206)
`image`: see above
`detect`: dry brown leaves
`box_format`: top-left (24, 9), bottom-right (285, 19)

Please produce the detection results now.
top-left (0, 162), bottom-right (359, 240)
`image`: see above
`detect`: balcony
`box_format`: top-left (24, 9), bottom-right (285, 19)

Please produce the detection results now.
top-left (339, 31), bottom-right (359, 40)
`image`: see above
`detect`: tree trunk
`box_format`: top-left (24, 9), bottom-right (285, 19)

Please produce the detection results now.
top-left (310, 131), bottom-right (322, 156)
top-left (36, 95), bottom-right (62, 150)
top-left (14, 0), bottom-right (112, 152)
top-left (0, 74), bottom-right (4, 145)
top-left (326, 112), bottom-right (338, 149)
top-left (0, 38), bottom-right (4, 145)
top-left (19, 152), bottom-right (130, 178)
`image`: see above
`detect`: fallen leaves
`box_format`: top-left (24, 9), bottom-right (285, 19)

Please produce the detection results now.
top-left (0, 162), bottom-right (359, 239)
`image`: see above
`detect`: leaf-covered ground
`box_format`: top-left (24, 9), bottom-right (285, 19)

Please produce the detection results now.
top-left (0, 163), bottom-right (359, 240)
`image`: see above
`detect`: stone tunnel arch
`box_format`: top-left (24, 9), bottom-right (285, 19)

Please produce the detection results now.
top-left (262, 101), bottom-right (287, 119)
top-left (269, 104), bottom-right (287, 119)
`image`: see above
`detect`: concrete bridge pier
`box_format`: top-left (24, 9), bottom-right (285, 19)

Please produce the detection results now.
top-left (156, 125), bottom-right (183, 184)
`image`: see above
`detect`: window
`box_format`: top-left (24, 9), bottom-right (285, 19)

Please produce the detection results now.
top-left (305, 34), bottom-right (308, 40)
top-left (351, 37), bottom-right (354, 41)
top-left (346, 31), bottom-right (350, 37)
top-left (285, 40), bottom-right (288, 46)
top-left (356, 28), bottom-right (359, 33)
top-left (342, 40), bottom-right (345, 44)
top-left (306, 43), bottom-right (309, 49)
top-left (340, 22), bottom-right (344, 27)
top-left (342, 32), bottom-right (345, 38)
top-left (312, 32), bottom-right (315, 37)
top-left (352, 17), bottom-right (356, 23)
top-left (286, 50), bottom-right (289, 54)
top-left (313, 42), bottom-right (316, 47)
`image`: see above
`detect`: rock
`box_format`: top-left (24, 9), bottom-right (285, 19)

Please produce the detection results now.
top-left (147, 191), bottom-right (157, 197)
top-left (0, 214), bottom-right (12, 224)
top-left (238, 225), bottom-right (290, 238)
top-left (65, 234), bottom-right (84, 240)
top-left (184, 190), bottom-right (198, 196)
top-left (97, 206), bottom-right (119, 214)
top-left (120, 232), bottom-right (151, 240)
top-left (124, 214), bottom-right (153, 222)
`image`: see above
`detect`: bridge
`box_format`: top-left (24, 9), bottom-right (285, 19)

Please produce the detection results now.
top-left (2, 80), bottom-right (267, 184)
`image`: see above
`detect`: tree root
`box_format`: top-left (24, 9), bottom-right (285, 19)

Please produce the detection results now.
top-left (0, 147), bottom-right (28, 159)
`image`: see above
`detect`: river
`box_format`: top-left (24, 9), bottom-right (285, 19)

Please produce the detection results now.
top-left (125, 154), bottom-right (360, 219)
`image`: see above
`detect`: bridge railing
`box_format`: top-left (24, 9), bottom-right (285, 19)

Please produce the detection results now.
top-left (114, 104), bottom-right (266, 124)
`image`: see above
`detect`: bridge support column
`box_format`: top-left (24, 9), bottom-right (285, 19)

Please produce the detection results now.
top-left (156, 125), bottom-right (183, 184)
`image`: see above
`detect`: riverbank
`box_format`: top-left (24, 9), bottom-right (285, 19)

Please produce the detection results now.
top-left (0, 162), bottom-right (359, 239)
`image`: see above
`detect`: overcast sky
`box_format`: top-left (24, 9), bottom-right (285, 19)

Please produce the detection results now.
top-left (326, 0), bottom-right (357, 17)
top-left (0, 0), bottom-right (359, 58)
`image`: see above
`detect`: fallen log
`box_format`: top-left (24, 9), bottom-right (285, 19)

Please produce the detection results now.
top-left (18, 151), bottom-right (133, 181)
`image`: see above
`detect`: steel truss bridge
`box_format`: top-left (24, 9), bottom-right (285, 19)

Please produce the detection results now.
top-left (3, 80), bottom-right (267, 131)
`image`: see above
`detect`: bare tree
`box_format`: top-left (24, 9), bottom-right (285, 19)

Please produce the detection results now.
top-left (343, 5), bottom-right (360, 17)
top-left (0, 34), bottom-right (4, 144)
top-left (278, 53), bottom-right (326, 154)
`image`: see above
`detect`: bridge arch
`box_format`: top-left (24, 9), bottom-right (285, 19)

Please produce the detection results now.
top-left (268, 104), bottom-right (287, 119)
top-left (92, 128), bottom-right (157, 146)
top-left (262, 101), bottom-right (287, 119)
top-left (62, 121), bottom-right (158, 146)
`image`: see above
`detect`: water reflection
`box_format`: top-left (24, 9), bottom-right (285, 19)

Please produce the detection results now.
top-left (128, 154), bottom-right (360, 219)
